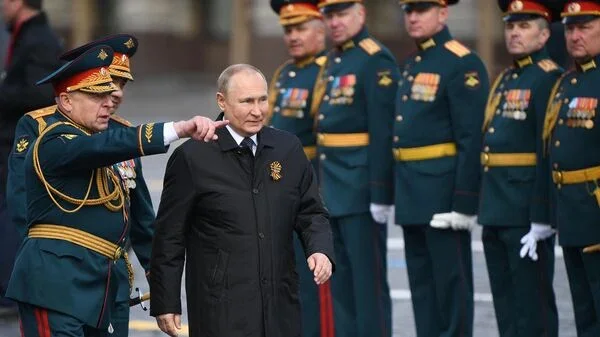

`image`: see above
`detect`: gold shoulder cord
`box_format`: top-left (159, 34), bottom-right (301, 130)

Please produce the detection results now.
top-left (32, 122), bottom-right (124, 213)
top-left (482, 68), bottom-right (510, 132)
top-left (310, 56), bottom-right (329, 118)
top-left (265, 60), bottom-right (292, 125)
top-left (542, 72), bottom-right (570, 155)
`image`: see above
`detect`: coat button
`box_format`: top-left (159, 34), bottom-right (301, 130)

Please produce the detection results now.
top-left (323, 95), bottom-right (329, 101)
top-left (252, 188), bottom-right (259, 194)
top-left (495, 109), bottom-right (501, 115)
top-left (396, 115), bottom-right (403, 122)
top-left (393, 136), bottom-right (399, 142)
top-left (334, 57), bottom-right (341, 63)
top-left (571, 78), bottom-right (577, 85)
top-left (554, 140), bottom-right (560, 147)
top-left (553, 163), bottom-right (558, 169)
top-left (483, 146), bottom-right (490, 152)
top-left (402, 95), bottom-right (408, 101)
top-left (274, 106), bottom-right (280, 112)
top-left (258, 232), bottom-right (265, 239)
top-left (564, 98), bottom-right (569, 104)
top-left (488, 127), bottom-right (495, 134)
top-left (407, 75), bottom-right (414, 82)
top-left (328, 76), bottom-right (334, 81)
top-left (512, 73), bottom-right (518, 79)
top-left (415, 55), bottom-right (422, 62)
top-left (558, 119), bottom-right (564, 125)
top-left (318, 114), bottom-right (325, 120)
top-left (320, 154), bottom-right (326, 161)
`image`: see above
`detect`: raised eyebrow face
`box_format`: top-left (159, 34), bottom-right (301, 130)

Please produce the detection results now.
top-left (238, 94), bottom-right (268, 103)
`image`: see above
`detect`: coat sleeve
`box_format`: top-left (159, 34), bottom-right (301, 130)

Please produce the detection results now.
top-left (6, 115), bottom-right (40, 239)
top-left (150, 146), bottom-right (195, 316)
top-left (364, 52), bottom-right (400, 205)
top-left (129, 158), bottom-right (156, 272)
top-left (293, 142), bottom-right (335, 268)
top-left (37, 122), bottom-right (167, 175)
top-left (447, 55), bottom-right (489, 215)
top-left (530, 70), bottom-right (563, 225)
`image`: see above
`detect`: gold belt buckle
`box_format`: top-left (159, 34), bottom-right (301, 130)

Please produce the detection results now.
top-left (113, 247), bottom-right (124, 260)
top-left (553, 171), bottom-right (563, 184)
top-left (482, 153), bottom-right (490, 165)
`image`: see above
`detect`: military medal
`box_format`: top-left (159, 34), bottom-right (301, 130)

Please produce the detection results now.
top-left (411, 73), bottom-right (440, 102)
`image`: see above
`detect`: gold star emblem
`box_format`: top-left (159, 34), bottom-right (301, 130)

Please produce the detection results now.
top-left (98, 49), bottom-right (108, 60)
top-left (124, 38), bottom-right (135, 49)
top-left (270, 161), bottom-right (282, 181)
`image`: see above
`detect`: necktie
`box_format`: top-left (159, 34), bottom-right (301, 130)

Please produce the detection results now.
top-left (240, 137), bottom-right (255, 155)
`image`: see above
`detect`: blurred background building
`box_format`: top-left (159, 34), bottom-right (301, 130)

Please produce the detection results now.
top-left (3, 0), bottom-right (570, 81)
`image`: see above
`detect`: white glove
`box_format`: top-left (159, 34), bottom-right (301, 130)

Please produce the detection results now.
top-left (430, 211), bottom-right (477, 231)
top-left (370, 203), bottom-right (392, 224)
top-left (519, 223), bottom-right (556, 261)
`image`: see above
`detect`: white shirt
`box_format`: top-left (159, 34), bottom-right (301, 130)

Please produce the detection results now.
top-left (226, 125), bottom-right (257, 155)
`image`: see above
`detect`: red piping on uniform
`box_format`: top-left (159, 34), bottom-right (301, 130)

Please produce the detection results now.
top-left (5, 19), bottom-right (25, 67)
top-left (97, 262), bottom-right (112, 327)
top-left (319, 281), bottom-right (335, 337)
top-left (41, 308), bottom-right (50, 337)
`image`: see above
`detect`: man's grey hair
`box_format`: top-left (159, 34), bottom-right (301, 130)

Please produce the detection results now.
top-left (533, 17), bottom-right (550, 31)
top-left (217, 64), bottom-right (267, 95)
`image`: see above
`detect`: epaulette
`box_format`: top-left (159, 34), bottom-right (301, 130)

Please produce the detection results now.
top-left (110, 114), bottom-right (132, 127)
top-left (25, 105), bottom-right (56, 119)
top-left (359, 38), bottom-right (381, 55)
top-left (444, 40), bottom-right (471, 58)
top-left (315, 55), bottom-right (327, 66)
top-left (537, 59), bottom-right (559, 73)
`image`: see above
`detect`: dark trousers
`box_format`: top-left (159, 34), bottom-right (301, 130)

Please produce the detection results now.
top-left (402, 225), bottom-right (473, 337)
top-left (18, 300), bottom-right (130, 337)
top-left (294, 233), bottom-right (334, 337)
top-left (563, 247), bottom-right (600, 337)
top-left (330, 213), bottom-right (391, 337)
top-left (0, 141), bottom-right (19, 308)
top-left (482, 226), bottom-right (558, 337)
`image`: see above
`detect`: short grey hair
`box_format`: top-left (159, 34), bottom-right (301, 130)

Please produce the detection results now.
top-left (534, 17), bottom-right (550, 31)
top-left (217, 64), bottom-right (267, 95)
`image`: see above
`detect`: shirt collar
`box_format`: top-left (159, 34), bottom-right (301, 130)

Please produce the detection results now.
top-left (226, 125), bottom-right (258, 146)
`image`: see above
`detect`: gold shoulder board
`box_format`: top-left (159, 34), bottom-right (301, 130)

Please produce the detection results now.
top-left (110, 114), bottom-right (132, 127)
top-left (538, 59), bottom-right (558, 73)
top-left (315, 55), bottom-right (327, 66)
top-left (444, 40), bottom-right (471, 58)
top-left (25, 105), bottom-right (57, 119)
top-left (359, 38), bottom-right (381, 55)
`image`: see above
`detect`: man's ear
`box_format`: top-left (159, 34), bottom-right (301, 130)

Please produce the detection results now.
top-left (58, 92), bottom-right (73, 113)
top-left (216, 92), bottom-right (226, 111)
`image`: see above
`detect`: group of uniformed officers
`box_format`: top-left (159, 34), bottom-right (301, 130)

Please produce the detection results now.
top-left (267, 0), bottom-right (600, 337)
top-left (3, 0), bottom-right (600, 336)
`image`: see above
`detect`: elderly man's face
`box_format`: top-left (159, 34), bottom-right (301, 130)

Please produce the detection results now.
top-left (283, 19), bottom-right (324, 59)
top-left (60, 91), bottom-right (115, 133)
top-left (217, 70), bottom-right (268, 137)
top-left (404, 6), bottom-right (447, 40)
top-left (109, 77), bottom-right (128, 114)
top-left (323, 5), bottom-right (365, 46)
top-left (565, 18), bottom-right (600, 60)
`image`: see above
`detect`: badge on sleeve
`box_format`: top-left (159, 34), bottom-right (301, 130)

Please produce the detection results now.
top-left (464, 71), bottom-right (480, 89)
top-left (377, 70), bottom-right (393, 87)
top-left (15, 136), bottom-right (30, 154)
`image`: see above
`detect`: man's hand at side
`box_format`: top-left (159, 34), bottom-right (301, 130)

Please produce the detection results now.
top-left (156, 313), bottom-right (182, 337)
top-left (307, 252), bottom-right (332, 285)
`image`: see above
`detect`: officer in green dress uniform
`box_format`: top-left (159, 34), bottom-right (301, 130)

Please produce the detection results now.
top-left (315, 1), bottom-right (399, 336)
top-left (544, 1), bottom-right (600, 335)
top-left (268, 2), bottom-right (333, 337)
top-left (6, 34), bottom-right (153, 336)
top-left (394, 1), bottom-right (489, 336)
top-left (5, 44), bottom-right (226, 336)
top-left (478, 1), bottom-right (562, 336)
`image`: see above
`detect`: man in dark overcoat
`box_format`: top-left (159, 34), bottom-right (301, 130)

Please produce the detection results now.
top-left (149, 64), bottom-right (335, 337)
